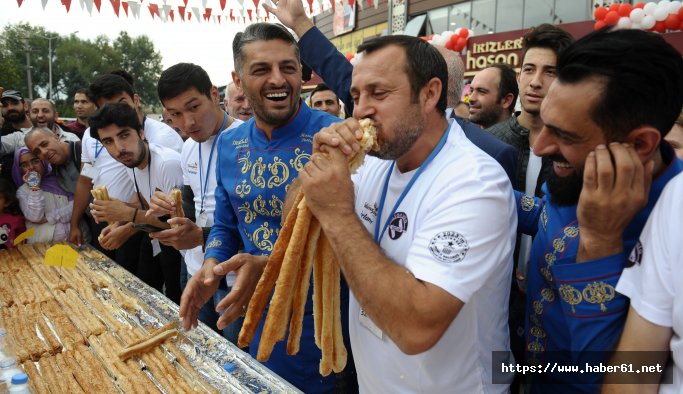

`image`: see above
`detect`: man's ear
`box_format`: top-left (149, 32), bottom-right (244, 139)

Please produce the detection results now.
top-left (210, 86), bottom-right (220, 105)
top-left (232, 71), bottom-right (242, 91)
top-left (501, 93), bottom-right (515, 111)
top-left (625, 126), bottom-right (661, 163)
top-left (422, 77), bottom-right (443, 113)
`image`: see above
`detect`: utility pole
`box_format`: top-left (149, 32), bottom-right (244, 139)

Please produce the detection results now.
top-left (24, 38), bottom-right (33, 100)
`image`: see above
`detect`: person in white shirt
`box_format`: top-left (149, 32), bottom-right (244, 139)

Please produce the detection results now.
top-left (147, 63), bottom-right (244, 342)
top-left (88, 102), bottom-right (183, 304)
top-left (68, 72), bottom-right (183, 274)
top-left (295, 35), bottom-right (516, 392)
top-left (603, 171), bottom-right (683, 393)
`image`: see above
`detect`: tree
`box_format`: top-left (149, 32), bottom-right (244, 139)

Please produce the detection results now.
top-left (0, 24), bottom-right (165, 117)
top-left (113, 32), bottom-right (163, 112)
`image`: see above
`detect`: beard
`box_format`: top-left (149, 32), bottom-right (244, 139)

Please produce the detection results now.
top-left (546, 158), bottom-right (583, 206)
top-left (121, 140), bottom-right (147, 168)
top-left (4, 109), bottom-right (26, 123)
top-left (470, 105), bottom-right (503, 129)
top-left (369, 108), bottom-right (423, 161)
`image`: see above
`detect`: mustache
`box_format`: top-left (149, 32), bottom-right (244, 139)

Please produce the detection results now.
top-left (547, 154), bottom-right (568, 163)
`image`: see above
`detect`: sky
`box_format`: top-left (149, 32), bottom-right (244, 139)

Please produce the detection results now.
top-left (0, 0), bottom-right (272, 87)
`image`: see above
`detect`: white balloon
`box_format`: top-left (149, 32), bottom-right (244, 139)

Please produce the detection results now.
top-left (468, 29), bottom-right (475, 37)
top-left (643, 2), bottom-right (658, 15)
top-left (630, 7), bottom-right (645, 23)
top-left (617, 16), bottom-right (633, 29)
top-left (669, 1), bottom-right (681, 14)
top-left (631, 22), bottom-right (642, 30)
top-left (641, 14), bottom-right (656, 28)
top-left (653, 5), bottom-right (669, 21)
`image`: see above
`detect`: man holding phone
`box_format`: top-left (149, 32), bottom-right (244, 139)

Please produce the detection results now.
top-left (88, 102), bottom-right (183, 304)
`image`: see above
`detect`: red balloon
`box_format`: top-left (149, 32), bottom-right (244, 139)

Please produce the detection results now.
top-left (665, 14), bottom-right (680, 30)
top-left (608, 3), bottom-right (619, 12)
top-left (449, 33), bottom-right (460, 44)
top-left (458, 28), bottom-right (469, 38)
top-left (594, 20), bottom-right (607, 30)
top-left (679, 5), bottom-right (683, 20)
top-left (594, 6), bottom-right (608, 20)
top-left (679, 19), bottom-right (683, 31)
top-left (456, 37), bottom-right (467, 49)
top-left (445, 40), bottom-right (455, 50)
top-left (634, 2), bottom-right (645, 9)
top-left (604, 10), bottom-right (619, 25)
top-left (345, 53), bottom-right (354, 61)
top-left (653, 20), bottom-right (666, 32)
top-left (618, 3), bottom-right (632, 17)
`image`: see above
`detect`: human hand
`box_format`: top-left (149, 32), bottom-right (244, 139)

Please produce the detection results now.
top-left (577, 143), bottom-right (654, 262)
top-left (179, 258), bottom-right (222, 331)
top-left (149, 217), bottom-right (203, 250)
top-left (146, 190), bottom-right (175, 218)
top-left (90, 199), bottom-right (133, 224)
top-left (313, 118), bottom-right (363, 156)
top-left (99, 222), bottom-right (134, 250)
top-left (213, 254), bottom-right (268, 330)
top-left (299, 147), bottom-right (355, 225)
top-left (262, 0), bottom-right (314, 37)
top-left (68, 225), bottom-right (83, 246)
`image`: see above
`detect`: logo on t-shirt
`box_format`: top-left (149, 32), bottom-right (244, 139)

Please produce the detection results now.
top-left (388, 212), bottom-right (408, 240)
top-left (428, 231), bottom-right (469, 263)
top-left (626, 240), bottom-right (643, 267)
top-left (187, 161), bottom-right (198, 175)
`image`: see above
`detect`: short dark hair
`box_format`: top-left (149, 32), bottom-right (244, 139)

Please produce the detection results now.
top-left (0, 179), bottom-right (20, 215)
top-left (89, 103), bottom-right (142, 141)
top-left (158, 63), bottom-right (213, 104)
top-left (233, 23), bottom-right (300, 76)
top-left (557, 27), bottom-right (683, 140)
top-left (109, 70), bottom-right (135, 87)
top-left (75, 88), bottom-right (88, 96)
top-left (87, 74), bottom-right (135, 107)
top-left (310, 83), bottom-right (336, 100)
top-left (489, 63), bottom-right (518, 114)
top-left (357, 35), bottom-right (448, 113)
top-left (522, 24), bottom-right (574, 64)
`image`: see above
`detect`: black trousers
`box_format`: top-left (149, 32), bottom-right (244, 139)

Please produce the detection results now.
top-left (136, 235), bottom-right (181, 305)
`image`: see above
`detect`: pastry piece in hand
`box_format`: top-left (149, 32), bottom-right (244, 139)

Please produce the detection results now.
top-left (348, 118), bottom-right (379, 173)
top-left (170, 188), bottom-right (185, 228)
top-left (90, 185), bottom-right (110, 201)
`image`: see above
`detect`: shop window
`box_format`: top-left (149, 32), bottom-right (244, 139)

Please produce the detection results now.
top-left (428, 7), bottom-right (449, 34)
top-left (554, 0), bottom-right (590, 24)
top-left (449, 2), bottom-right (472, 32)
top-left (495, 0), bottom-right (523, 32)
top-left (471, 0), bottom-right (496, 35)
top-left (523, 0), bottom-right (552, 28)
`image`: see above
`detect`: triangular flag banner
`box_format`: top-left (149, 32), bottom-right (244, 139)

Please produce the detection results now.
top-left (62, 0), bottom-right (73, 12)
top-left (230, 9), bottom-right (234, 21)
top-left (253, 0), bottom-right (260, 10)
top-left (348, 0), bottom-right (353, 7)
top-left (247, 8), bottom-right (252, 21)
top-left (84, 0), bottom-right (94, 14)
top-left (41, 0), bottom-right (49, 9)
top-left (122, 0), bottom-right (129, 15)
top-left (187, 11), bottom-right (192, 21)
top-left (169, 8), bottom-right (175, 21)
top-left (94, 0), bottom-right (102, 11)
top-left (219, 0), bottom-right (226, 10)
top-left (129, 1), bottom-right (141, 17)
top-left (306, 0), bottom-right (312, 13)
top-left (78, 0), bottom-right (85, 10)
top-left (110, 0), bottom-right (120, 16)
top-left (162, 4), bottom-right (171, 21)
top-left (182, 0), bottom-right (188, 5)
top-left (217, 15), bottom-right (221, 23)
top-left (373, 0), bottom-right (378, 10)
top-left (148, 3), bottom-right (160, 18)
top-left (191, 6), bottom-right (200, 22)
top-left (16, 0), bottom-right (24, 7)
top-left (179, 5), bottom-right (186, 20)
top-left (203, 7), bottom-right (212, 21)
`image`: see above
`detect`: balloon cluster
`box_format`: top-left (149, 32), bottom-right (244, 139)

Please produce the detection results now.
top-left (594, 1), bottom-right (683, 32)
top-left (421, 27), bottom-right (475, 52)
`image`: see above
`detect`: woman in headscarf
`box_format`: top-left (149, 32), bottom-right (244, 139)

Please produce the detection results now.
top-left (12, 147), bottom-right (73, 243)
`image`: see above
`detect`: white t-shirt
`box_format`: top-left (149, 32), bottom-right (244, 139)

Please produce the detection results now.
top-left (180, 118), bottom-right (243, 279)
top-left (129, 143), bottom-right (183, 207)
top-left (350, 119), bottom-right (516, 393)
top-left (616, 172), bottom-right (683, 393)
top-left (81, 117), bottom-right (183, 201)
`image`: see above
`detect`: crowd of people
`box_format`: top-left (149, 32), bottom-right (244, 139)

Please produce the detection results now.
top-left (1, 2), bottom-right (683, 392)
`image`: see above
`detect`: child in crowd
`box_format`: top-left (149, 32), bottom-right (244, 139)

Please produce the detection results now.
top-left (0, 178), bottom-right (25, 249)
top-left (12, 147), bottom-right (72, 243)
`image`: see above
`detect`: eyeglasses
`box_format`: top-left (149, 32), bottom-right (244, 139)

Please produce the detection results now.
top-left (19, 158), bottom-right (42, 171)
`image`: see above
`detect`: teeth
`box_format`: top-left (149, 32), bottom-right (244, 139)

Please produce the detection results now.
top-left (266, 92), bottom-right (287, 98)
top-left (555, 161), bottom-right (572, 168)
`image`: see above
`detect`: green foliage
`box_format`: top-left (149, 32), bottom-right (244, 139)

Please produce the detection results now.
top-left (0, 24), bottom-right (164, 117)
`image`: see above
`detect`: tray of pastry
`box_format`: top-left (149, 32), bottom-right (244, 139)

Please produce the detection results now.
top-left (0, 243), bottom-right (301, 394)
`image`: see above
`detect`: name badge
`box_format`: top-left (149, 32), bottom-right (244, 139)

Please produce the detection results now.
top-left (81, 163), bottom-right (99, 180)
top-left (151, 238), bottom-right (162, 257)
top-left (359, 308), bottom-right (383, 339)
top-left (196, 210), bottom-right (209, 227)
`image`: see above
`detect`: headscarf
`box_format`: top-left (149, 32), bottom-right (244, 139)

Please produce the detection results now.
top-left (12, 147), bottom-right (73, 200)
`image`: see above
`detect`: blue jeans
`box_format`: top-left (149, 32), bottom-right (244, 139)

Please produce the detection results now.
top-left (188, 273), bottom-right (245, 346)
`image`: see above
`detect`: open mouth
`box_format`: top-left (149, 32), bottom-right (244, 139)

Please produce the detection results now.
top-left (265, 92), bottom-right (288, 102)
